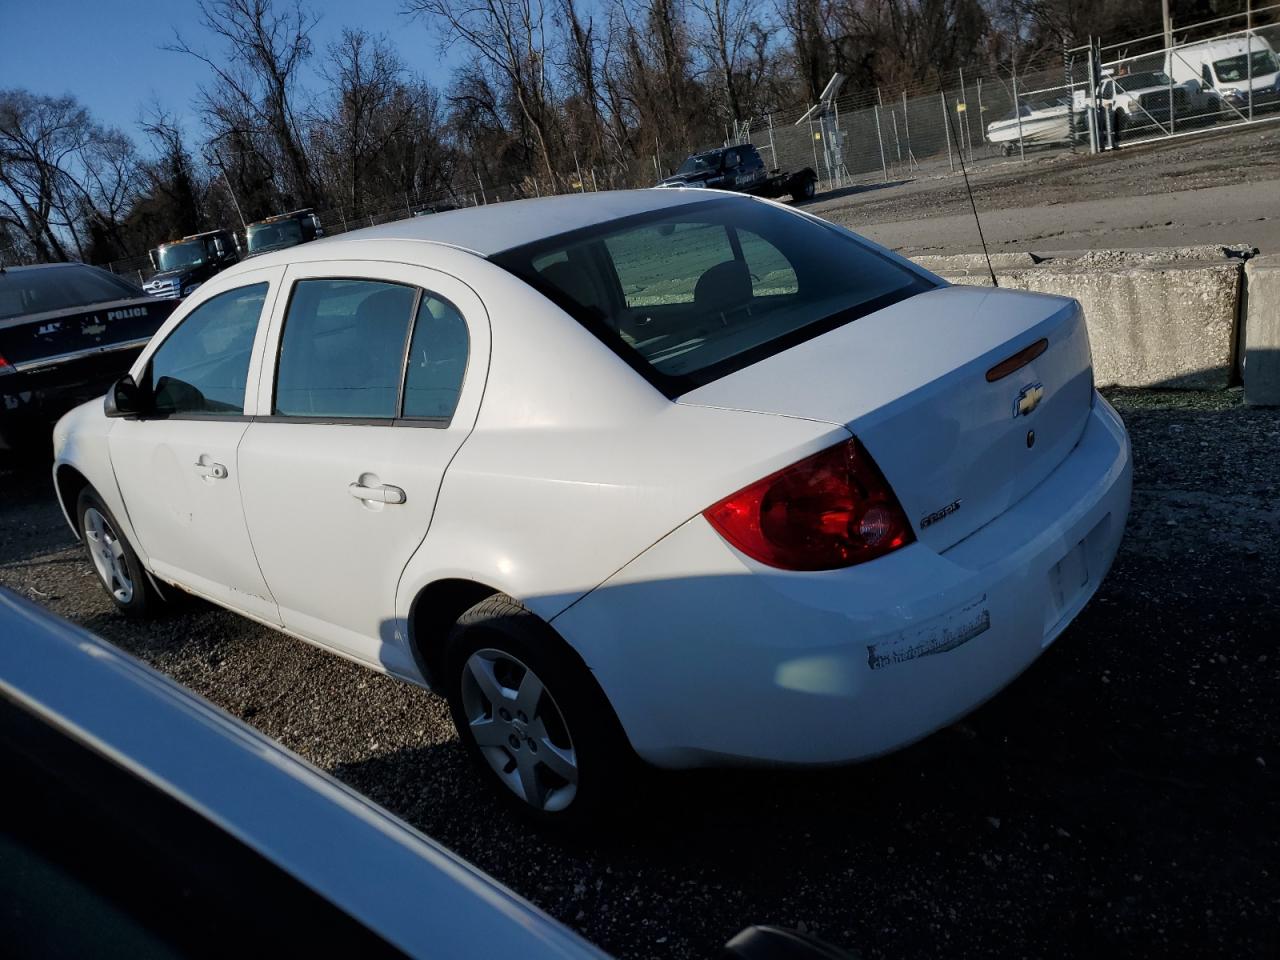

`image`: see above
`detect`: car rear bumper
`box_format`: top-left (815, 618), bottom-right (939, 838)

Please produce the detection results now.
top-left (554, 393), bottom-right (1132, 768)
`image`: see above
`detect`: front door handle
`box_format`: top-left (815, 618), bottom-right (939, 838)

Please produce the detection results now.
top-left (193, 457), bottom-right (228, 479)
top-left (348, 481), bottom-right (406, 505)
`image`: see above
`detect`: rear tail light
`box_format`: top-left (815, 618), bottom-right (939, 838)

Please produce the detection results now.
top-left (0, 352), bottom-right (12, 376)
top-left (703, 437), bottom-right (914, 571)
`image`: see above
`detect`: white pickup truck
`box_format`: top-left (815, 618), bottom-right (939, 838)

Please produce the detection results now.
top-left (1082, 69), bottom-right (1220, 137)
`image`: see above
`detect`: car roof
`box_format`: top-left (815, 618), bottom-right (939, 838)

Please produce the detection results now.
top-left (0, 588), bottom-right (607, 960)
top-left (0, 261), bottom-right (99, 274)
top-left (311, 188), bottom-right (721, 258)
top-left (1177, 36), bottom-right (1272, 55)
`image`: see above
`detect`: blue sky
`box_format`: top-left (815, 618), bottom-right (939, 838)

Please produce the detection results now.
top-left (3, 0), bottom-right (458, 153)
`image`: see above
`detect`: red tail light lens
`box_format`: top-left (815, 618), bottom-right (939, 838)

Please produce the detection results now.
top-left (703, 438), bottom-right (914, 571)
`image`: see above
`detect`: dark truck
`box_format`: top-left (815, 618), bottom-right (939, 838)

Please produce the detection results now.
top-left (657, 144), bottom-right (818, 201)
top-left (245, 209), bottom-right (324, 258)
top-left (143, 229), bottom-right (241, 300)
top-left (0, 263), bottom-right (178, 451)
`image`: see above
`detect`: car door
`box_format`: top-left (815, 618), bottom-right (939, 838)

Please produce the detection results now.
top-left (236, 260), bottom-right (488, 670)
top-left (108, 271), bottom-right (282, 623)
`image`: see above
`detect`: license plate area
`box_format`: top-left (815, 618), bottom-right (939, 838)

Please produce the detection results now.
top-left (1044, 536), bottom-right (1091, 638)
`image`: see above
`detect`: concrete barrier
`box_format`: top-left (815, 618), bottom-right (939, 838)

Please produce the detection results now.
top-left (1243, 254), bottom-right (1280, 407)
top-left (915, 247), bottom-right (1248, 390)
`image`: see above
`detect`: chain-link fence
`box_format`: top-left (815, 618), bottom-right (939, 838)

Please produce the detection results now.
top-left (1072, 4), bottom-right (1280, 152)
top-left (78, 3), bottom-right (1277, 282)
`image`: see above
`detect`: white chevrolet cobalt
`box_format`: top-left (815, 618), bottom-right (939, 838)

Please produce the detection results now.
top-left (53, 190), bottom-right (1131, 822)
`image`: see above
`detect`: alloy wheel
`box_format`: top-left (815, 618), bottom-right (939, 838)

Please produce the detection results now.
top-left (83, 507), bottom-right (134, 604)
top-left (460, 648), bottom-right (579, 812)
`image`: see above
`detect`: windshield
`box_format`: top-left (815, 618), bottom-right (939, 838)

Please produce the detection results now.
top-left (492, 197), bottom-right (934, 395)
top-left (1214, 50), bottom-right (1279, 83)
top-left (247, 219), bottom-right (304, 254)
top-left (1113, 71), bottom-right (1173, 90)
top-left (156, 240), bottom-right (207, 273)
top-left (675, 153), bottom-right (722, 176)
top-left (0, 265), bottom-right (142, 320)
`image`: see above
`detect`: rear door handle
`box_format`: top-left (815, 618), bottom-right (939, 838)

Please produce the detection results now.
top-left (348, 481), bottom-right (406, 505)
top-left (193, 458), bottom-right (228, 479)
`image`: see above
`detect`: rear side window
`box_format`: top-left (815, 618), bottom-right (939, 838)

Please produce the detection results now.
top-left (274, 280), bottom-right (470, 422)
top-left (493, 197), bottom-right (933, 395)
top-left (148, 282), bottom-right (267, 416)
top-left (402, 295), bottom-right (469, 420)
top-left (275, 280), bottom-right (416, 418)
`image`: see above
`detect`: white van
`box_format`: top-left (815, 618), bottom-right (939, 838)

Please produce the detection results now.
top-left (1166, 35), bottom-right (1280, 110)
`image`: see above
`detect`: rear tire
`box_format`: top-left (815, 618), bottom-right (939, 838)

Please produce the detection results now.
top-left (445, 594), bottom-right (632, 826)
top-left (76, 488), bottom-right (161, 618)
top-left (791, 175), bottom-right (816, 202)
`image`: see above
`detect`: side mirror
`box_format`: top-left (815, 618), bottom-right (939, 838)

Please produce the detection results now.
top-left (104, 374), bottom-right (146, 418)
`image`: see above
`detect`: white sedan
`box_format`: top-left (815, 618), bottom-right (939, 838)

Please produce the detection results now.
top-left (52, 190), bottom-right (1132, 823)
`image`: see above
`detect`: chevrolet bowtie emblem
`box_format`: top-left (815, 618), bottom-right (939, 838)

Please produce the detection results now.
top-left (1014, 382), bottom-right (1045, 418)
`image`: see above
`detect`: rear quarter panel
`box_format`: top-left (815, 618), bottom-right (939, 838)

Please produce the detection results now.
top-left (391, 252), bottom-right (845, 626)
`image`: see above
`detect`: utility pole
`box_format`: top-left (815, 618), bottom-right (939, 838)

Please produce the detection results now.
top-left (213, 150), bottom-right (247, 230)
top-left (1162, 0), bottom-right (1173, 56)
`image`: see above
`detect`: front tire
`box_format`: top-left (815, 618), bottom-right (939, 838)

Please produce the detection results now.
top-left (445, 594), bottom-right (631, 825)
top-left (77, 488), bottom-right (160, 618)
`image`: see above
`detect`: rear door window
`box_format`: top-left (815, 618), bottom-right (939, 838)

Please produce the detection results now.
top-left (273, 279), bottom-right (470, 422)
top-left (274, 280), bottom-right (417, 418)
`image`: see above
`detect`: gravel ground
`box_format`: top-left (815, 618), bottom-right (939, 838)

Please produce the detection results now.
top-left (1, 389), bottom-right (1277, 960)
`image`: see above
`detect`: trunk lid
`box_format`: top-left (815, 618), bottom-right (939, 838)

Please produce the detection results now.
top-left (678, 285), bottom-right (1094, 552)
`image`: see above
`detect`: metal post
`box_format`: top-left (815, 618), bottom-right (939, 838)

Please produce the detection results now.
top-left (1161, 0), bottom-right (1173, 57)
top-left (1247, 0), bottom-right (1254, 121)
top-left (940, 92), bottom-right (954, 172)
top-left (338, 207), bottom-right (347, 232)
top-left (767, 113), bottom-right (777, 171)
top-left (1064, 43), bottom-right (1075, 151)
top-left (959, 69), bottom-right (973, 160)
top-left (574, 151), bottom-right (584, 192)
top-left (1087, 36), bottom-right (1099, 153)
top-left (901, 90), bottom-right (911, 161)
top-left (405, 192), bottom-right (412, 216)
top-left (1012, 67), bottom-right (1025, 161)
top-left (591, 168), bottom-right (598, 191)
top-left (808, 114), bottom-right (820, 177)
top-left (891, 109), bottom-right (902, 168)
top-left (976, 78), bottom-right (986, 144)
top-left (834, 99), bottom-right (844, 186)
top-left (873, 104), bottom-right (888, 182)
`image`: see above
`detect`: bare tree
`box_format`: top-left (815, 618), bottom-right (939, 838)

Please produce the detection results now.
top-left (405, 0), bottom-right (559, 183)
top-left (169, 0), bottom-right (319, 206)
top-left (0, 89), bottom-right (140, 262)
top-left (315, 29), bottom-right (417, 210)
top-left (688, 0), bottom-right (773, 124)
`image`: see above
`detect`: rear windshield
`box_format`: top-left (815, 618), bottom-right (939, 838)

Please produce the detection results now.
top-left (0, 266), bottom-right (141, 321)
top-left (490, 197), bottom-right (934, 395)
